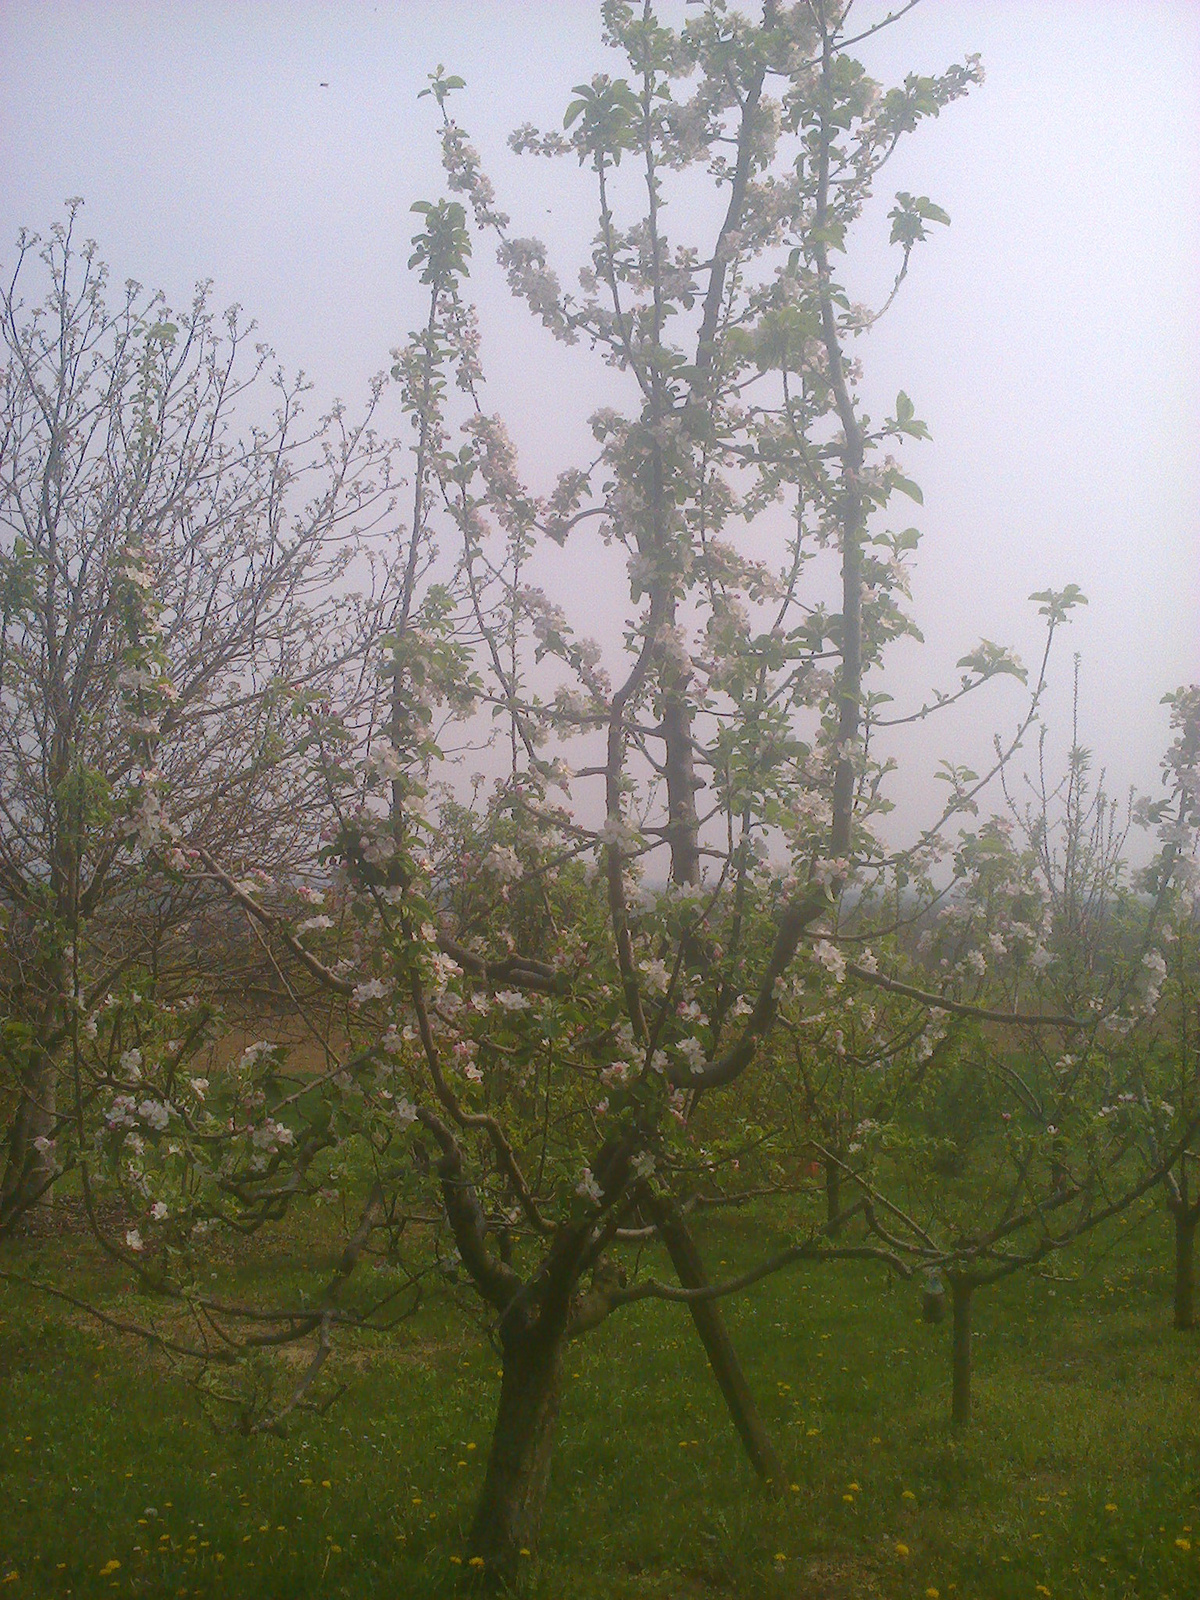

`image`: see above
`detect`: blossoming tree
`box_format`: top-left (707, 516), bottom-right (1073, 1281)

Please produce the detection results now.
top-left (0, 207), bottom-right (401, 1233)
top-left (10, 2), bottom-right (1191, 1582)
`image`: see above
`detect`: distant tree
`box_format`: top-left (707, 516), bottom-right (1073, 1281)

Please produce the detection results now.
top-left (1120, 686), bottom-right (1200, 1329)
top-left (0, 206), bottom-right (399, 1233)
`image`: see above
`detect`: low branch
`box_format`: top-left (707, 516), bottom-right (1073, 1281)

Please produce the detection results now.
top-left (843, 960), bottom-right (1084, 1029)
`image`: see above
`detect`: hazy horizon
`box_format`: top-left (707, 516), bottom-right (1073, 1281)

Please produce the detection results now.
top-left (2, 0), bottom-right (1196, 848)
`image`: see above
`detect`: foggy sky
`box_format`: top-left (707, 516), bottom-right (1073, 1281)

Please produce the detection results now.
top-left (2, 0), bottom-right (1197, 842)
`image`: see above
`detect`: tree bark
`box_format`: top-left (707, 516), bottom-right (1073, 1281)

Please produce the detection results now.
top-left (950, 1277), bottom-right (973, 1429)
top-left (469, 1325), bottom-right (565, 1583)
top-left (1173, 1208), bottom-right (1197, 1332)
top-left (824, 1156), bottom-right (843, 1236)
top-left (648, 1195), bottom-right (785, 1487)
top-left (0, 1035), bottom-right (58, 1235)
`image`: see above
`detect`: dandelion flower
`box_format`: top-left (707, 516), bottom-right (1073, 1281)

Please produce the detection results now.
top-left (902, 1488), bottom-right (917, 1501)
top-left (895, 1543), bottom-right (910, 1557)
top-left (1176, 1539), bottom-right (1192, 1551)
top-left (469, 1556), bottom-right (485, 1568)
top-left (1104, 1503), bottom-right (1117, 1513)
top-left (99, 1560), bottom-right (121, 1576)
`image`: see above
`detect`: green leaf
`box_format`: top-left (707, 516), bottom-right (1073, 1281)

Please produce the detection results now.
top-left (889, 473), bottom-right (924, 505)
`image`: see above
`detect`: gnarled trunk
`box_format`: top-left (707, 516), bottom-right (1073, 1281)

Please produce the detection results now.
top-left (1173, 1208), bottom-right (1197, 1332)
top-left (950, 1277), bottom-right (973, 1429)
top-left (469, 1325), bottom-right (565, 1583)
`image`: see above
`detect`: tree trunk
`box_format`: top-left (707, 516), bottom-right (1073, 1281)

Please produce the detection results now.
top-left (824, 1155), bottom-right (842, 1236)
top-left (662, 687), bottom-right (701, 888)
top-left (950, 1278), bottom-right (973, 1429)
top-left (0, 1041), bottom-right (58, 1236)
top-left (1173, 1209), bottom-right (1197, 1332)
top-left (468, 1326), bottom-right (564, 1582)
top-left (649, 1195), bottom-right (785, 1487)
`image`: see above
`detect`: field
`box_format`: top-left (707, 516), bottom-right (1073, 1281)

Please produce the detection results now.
top-left (2, 1199), bottom-right (1198, 1600)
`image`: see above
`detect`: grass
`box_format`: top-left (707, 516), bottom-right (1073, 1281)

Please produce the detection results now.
top-left (1, 1202), bottom-right (1198, 1598)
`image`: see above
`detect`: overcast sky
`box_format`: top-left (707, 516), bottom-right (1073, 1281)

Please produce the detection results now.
top-left (2, 0), bottom-right (1197, 841)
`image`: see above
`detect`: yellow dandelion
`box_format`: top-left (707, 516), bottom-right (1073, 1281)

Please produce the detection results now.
top-left (902, 1488), bottom-right (917, 1501)
top-left (519, 1548), bottom-right (532, 1558)
top-left (469, 1556), bottom-right (485, 1568)
top-left (842, 1493), bottom-right (855, 1504)
top-left (329, 1543), bottom-right (341, 1554)
top-left (467, 1442), bottom-right (477, 1451)
top-left (449, 1555), bottom-right (463, 1566)
top-left (847, 1482), bottom-right (861, 1492)
top-left (789, 1483), bottom-right (800, 1494)
top-left (895, 1542), bottom-right (910, 1557)
top-left (926, 1589), bottom-right (940, 1599)
top-left (99, 1560), bottom-right (121, 1577)
top-left (2, 1576), bottom-right (18, 1587)
top-left (1035, 1587), bottom-right (1051, 1597)
top-left (1104, 1503), bottom-right (1117, 1513)
top-left (774, 1552), bottom-right (786, 1562)
top-left (321, 1479), bottom-right (332, 1489)
top-left (1176, 1539), bottom-right (1192, 1552)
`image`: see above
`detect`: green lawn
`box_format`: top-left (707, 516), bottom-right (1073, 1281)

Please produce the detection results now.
top-left (1, 1203), bottom-right (1198, 1598)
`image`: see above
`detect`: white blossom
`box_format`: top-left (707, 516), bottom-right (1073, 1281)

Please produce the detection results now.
top-left (352, 978), bottom-right (391, 1007)
top-left (485, 845), bottom-right (524, 882)
top-left (575, 1167), bottom-right (603, 1205)
top-left (392, 1097), bottom-right (418, 1128)
top-left (812, 941), bottom-right (846, 983)
top-left (494, 990), bottom-right (530, 1012)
